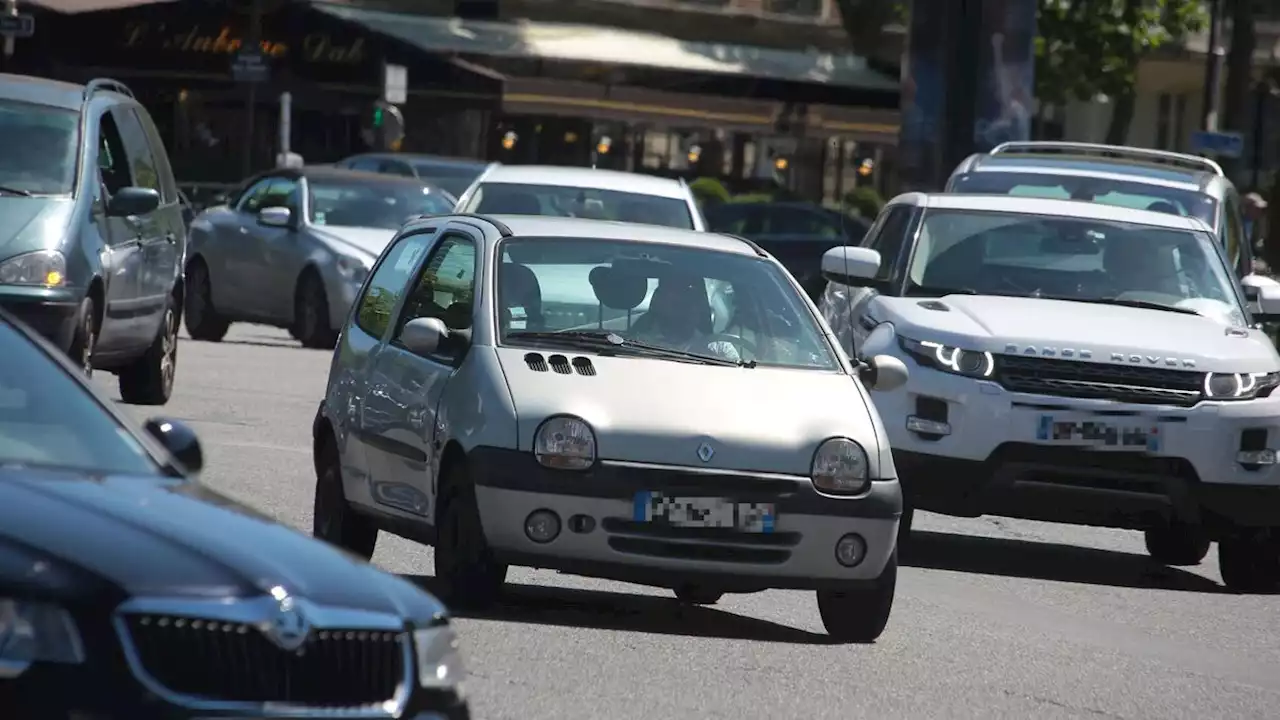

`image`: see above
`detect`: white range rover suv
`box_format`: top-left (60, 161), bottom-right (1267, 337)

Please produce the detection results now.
top-left (819, 193), bottom-right (1280, 593)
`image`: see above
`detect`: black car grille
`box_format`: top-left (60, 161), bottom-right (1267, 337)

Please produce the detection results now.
top-left (996, 355), bottom-right (1204, 406)
top-left (121, 614), bottom-right (405, 707)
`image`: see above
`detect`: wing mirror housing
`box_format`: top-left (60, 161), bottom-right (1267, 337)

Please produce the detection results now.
top-left (821, 246), bottom-right (884, 289)
top-left (858, 354), bottom-right (909, 392)
top-left (1242, 274), bottom-right (1280, 320)
top-left (258, 206), bottom-right (293, 228)
top-left (400, 317), bottom-right (450, 357)
top-left (106, 186), bottom-right (160, 217)
top-left (143, 417), bottom-right (204, 474)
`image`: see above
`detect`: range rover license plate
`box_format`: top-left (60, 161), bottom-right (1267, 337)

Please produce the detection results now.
top-left (1036, 415), bottom-right (1161, 451)
top-left (633, 492), bottom-right (776, 533)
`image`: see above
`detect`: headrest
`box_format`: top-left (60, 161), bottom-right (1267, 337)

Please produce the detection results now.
top-left (478, 191), bottom-right (540, 215)
top-left (589, 266), bottom-right (648, 310)
top-left (1146, 201), bottom-right (1180, 215)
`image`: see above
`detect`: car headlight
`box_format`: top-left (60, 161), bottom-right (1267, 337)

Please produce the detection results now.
top-left (899, 336), bottom-right (994, 378)
top-left (1204, 372), bottom-right (1280, 400)
top-left (413, 624), bottom-right (465, 689)
top-left (0, 598), bottom-right (85, 678)
top-left (335, 254), bottom-right (370, 284)
top-left (810, 438), bottom-right (870, 495)
top-left (0, 250), bottom-right (66, 287)
top-left (534, 415), bottom-right (596, 470)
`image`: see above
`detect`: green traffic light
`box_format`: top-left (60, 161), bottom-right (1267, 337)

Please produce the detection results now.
top-left (373, 107), bottom-right (384, 127)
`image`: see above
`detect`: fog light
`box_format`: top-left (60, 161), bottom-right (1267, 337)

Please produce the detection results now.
top-left (834, 533), bottom-right (867, 567)
top-left (1237, 449), bottom-right (1278, 465)
top-left (906, 416), bottom-right (950, 435)
top-left (524, 510), bottom-right (561, 543)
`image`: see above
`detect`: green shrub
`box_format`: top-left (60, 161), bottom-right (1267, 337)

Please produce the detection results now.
top-left (729, 192), bottom-right (776, 204)
top-left (843, 186), bottom-right (885, 218)
top-left (689, 177), bottom-right (731, 206)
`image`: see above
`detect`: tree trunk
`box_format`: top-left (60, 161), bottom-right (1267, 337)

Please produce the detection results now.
top-left (1105, 89), bottom-right (1136, 146)
top-left (1222, 0), bottom-right (1257, 180)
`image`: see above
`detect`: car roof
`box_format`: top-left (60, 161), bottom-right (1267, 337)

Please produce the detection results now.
top-left (967, 155), bottom-right (1212, 189)
top-left (0, 72), bottom-right (97, 110)
top-left (901, 193), bottom-right (1209, 232)
top-left (353, 153), bottom-right (489, 169)
top-left (437, 214), bottom-right (758, 256)
top-left (478, 166), bottom-right (689, 199)
top-left (294, 165), bottom-right (433, 187)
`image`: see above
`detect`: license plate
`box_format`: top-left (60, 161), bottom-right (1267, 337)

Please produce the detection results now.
top-left (1036, 415), bottom-right (1161, 451)
top-left (633, 492), bottom-right (776, 533)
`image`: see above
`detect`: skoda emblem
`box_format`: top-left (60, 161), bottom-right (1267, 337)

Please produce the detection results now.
top-left (696, 442), bottom-right (715, 463)
top-left (265, 596), bottom-right (310, 651)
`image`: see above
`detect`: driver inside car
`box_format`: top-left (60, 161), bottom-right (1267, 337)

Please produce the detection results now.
top-left (631, 278), bottom-right (742, 362)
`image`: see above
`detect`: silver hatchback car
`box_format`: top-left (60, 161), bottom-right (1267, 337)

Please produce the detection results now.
top-left (310, 213), bottom-right (909, 642)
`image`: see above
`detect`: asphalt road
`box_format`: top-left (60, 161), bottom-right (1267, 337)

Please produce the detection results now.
top-left (102, 325), bottom-right (1280, 720)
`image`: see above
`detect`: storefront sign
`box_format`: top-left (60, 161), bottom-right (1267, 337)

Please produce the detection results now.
top-left (121, 22), bottom-right (366, 64)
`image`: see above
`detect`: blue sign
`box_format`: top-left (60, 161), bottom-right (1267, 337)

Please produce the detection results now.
top-left (0, 14), bottom-right (34, 38)
top-left (1190, 130), bottom-right (1244, 159)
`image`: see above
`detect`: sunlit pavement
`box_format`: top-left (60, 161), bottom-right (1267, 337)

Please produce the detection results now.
top-left (103, 325), bottom-right (1280, 720)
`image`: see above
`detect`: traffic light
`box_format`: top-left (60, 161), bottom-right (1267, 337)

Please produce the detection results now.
top-left (373, 106), bottom-right (384, 128)
top-left (364, 100), bottom-right (404, 151)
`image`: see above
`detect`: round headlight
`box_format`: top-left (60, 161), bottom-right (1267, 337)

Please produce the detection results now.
top-left (810, 438), bottom-right (869, 494)
top-left (534, 416), bottom-right (597, 470)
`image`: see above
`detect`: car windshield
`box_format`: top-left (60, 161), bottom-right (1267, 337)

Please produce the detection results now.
top-left (309, 178), bottom-right (453, 229)
top-left (496, 238), bottom-right (838, 369)
top-left (951, 172), bottom-right (1218, 228)
top-left (906, 209), bottom-right (1247, 326)
top-left (0, 99), bottom-right (79, 195)
top-left (466, 182), bottom-right (695, 230)
top-left (413, 163), bottom-right (483, 197)
top-left (0, 321), bottom-right (158, 475)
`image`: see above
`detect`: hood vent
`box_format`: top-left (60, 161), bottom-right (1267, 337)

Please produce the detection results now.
top-left (522, 352), bottom-right (597, 376)
top-left (917, 300), bottom-right (950, 312)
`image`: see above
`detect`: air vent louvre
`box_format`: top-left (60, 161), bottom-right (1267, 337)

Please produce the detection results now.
top-left (547, 354), bottom-right (572, 374)
top-left (571, 356), bottom-right (596, 376)
top-left (524, 352), bottom-right (548, 372)
top-left (917, 300), bottom-right (950, 312)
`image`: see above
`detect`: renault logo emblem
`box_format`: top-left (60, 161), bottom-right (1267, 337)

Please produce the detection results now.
top-left (264, 596), bottom-right (310, 651)
top-left (696, 442), bottom-right (715, 463)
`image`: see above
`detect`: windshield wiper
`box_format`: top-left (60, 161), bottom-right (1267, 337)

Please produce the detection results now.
top-left (1034, 295), bottom-right (1201, 316)
top-left (904, 285), bottom-right (978, 297)
top-left (506, 330), bottom-right (750, 367)
top-left (0, 185), bottom-right (32, 196)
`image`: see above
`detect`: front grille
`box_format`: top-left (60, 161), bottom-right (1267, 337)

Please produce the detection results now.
top-left (121, 614), bottom-right (404, 707)
top-left (996, 355), bottom-right (1203, 406)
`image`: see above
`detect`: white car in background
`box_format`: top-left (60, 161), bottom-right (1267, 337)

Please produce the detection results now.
top-left (820, 193), bottom-right (1280, 594)
top-left (453, 165), bottom-right (706, 231)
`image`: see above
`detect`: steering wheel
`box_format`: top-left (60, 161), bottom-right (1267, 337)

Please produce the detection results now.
top-left (711, 333), bottom-right (758, 359)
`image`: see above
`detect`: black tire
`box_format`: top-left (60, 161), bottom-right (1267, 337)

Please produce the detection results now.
top-left (68, 296), bottom-right (97, 377)
top-left (1219, 535), bottom-right (1280, 594)
top-left (897, 504), bottom-right (914, 552)
top-left (673, 586), bottom-right (723, 605)
top-left (118, 299), bottom-right (179, 405)
top-left (312, 437), bottom-right (377, 560)
top-left (1144, 523), bottom-right (1211, 566)
top-left (184, 260), bottom-right (230, 342)
top-left (817, 551), bottom-right (897, 643)
top-left (434, 461), bottom-right (506, 608)
top-left (294, 271), bottom-right (339, 349)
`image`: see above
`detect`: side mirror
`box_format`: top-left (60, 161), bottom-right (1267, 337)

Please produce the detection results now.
top-left (259, 206), bottom-right (293, 228)
top-left (1255, 284), bottom-right (1280, 320)
top-left (143, 417), bottom-right (204, 474)
top-left (106, 186), bottom-right (160, 217)
top-left (401, 317), bottom-right (449, 357)
top-left (858, 354), bottom-right (909, 392)
top-left (821, 246), bottom-right (882, 286)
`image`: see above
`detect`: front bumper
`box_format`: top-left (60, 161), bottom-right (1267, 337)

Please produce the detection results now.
top-left (0, 285), bottom-right (81, 351)
top-left (469, 446), bottom-right (902, 592)
top-left (878, 361), bottom-right (1280, 532)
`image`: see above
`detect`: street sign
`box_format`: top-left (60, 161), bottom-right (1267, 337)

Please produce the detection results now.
top-left (231, 49), bottom-right (269, 84)
top-left (0, 14), bottom-right (34, 38)
top-left (1190, 130), bottom-right (1244, 159)
top-left (384, 63), bottom-right (407, 105)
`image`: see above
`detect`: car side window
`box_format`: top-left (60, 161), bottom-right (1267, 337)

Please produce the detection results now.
top-left (392, 233), bottom-right (478, 360)
top-left (260, 177), bottom-right (300, 213)
top-left (864, 205), bottom-right (914, 283)
top-left (348, 158), bottom-right (382, 172)
top-left (353, 231), bottom-right (435, 339)
top-left (132, 108), bottom-right (177, 204)
top-left (97, 111), bottom-right (133, 197)
top-left (110, 107), bottom-right (160, 197)
top-left (237, 177), bottom-right (275, 214)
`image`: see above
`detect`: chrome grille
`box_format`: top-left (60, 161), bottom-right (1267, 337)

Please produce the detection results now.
top-left (996, 355), bottom-right (1203, 406)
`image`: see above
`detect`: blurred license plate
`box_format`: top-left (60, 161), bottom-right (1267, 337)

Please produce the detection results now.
top-left (633, 492), bottom-right (775, 533)
top-left (1036, 415), bottom-right (1161, 451)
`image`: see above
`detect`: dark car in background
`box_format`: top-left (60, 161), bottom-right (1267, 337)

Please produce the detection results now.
top-left (704, 201), bottom-right (872, 300)
top-left (0, 74), bottom-right (185, 404)
top-left (0, 307), bottom-right (470, 719)
top-left (335, 153), bottom-right (489, 199)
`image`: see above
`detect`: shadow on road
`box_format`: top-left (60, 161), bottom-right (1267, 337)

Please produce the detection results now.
top-left (406, 575), bottom-right (836, 644)
top-left (901, 530), bottom-right (1224, 593)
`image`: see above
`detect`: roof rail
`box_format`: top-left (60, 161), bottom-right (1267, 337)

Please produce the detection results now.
top-left (448, 213), bottom-right (513, 237)
top-left (988, 141), bottom-right (1223, 176)
top-left (718, 232), bottom-right (768, 257)
top-left (83, 78), bottom-right (134, 100)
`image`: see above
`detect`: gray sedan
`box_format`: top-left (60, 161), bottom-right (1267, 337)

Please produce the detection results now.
top-left (183, 167), bottom-right (454, 348)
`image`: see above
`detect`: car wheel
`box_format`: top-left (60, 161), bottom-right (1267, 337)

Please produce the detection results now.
top-left (184, 261), bottom-right (230, 342)
top-left (1219, 534), bottom-right (1280, 594)
top-left (435, 461), bottom-right (506, 607)
top-left (312, 438), bottom-right (377, 560)
top-left (118, 300), bottom-right (179, 405)
top-left (294, 272), bottom-right (339, 350)
top-left (897, 504), bottom-right (914, 552)
top-left (68, 296), bottom-right (97, 377)
top-left (673, 586), bottom-right (723, 605)
top-left (816, 550), bottom-right (897, 643)
top-left (1143, 523), bottom-right (1211, 566)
